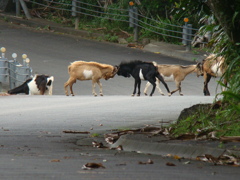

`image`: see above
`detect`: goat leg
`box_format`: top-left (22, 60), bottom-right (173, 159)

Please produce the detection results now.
top-left (144, 80), bottom-right (164, 96)
top-left (137, 80), bottom-right (141, 96)
top-left (156, 74), bottom-right (171, 96)
top-left (178, 82), bottom-right (183, 96)
top-left (92, 82), bottom-right (97, 96)
top-left (156, 79), bottom-right (164, 96)
top-left (147, 78), bottom-right (156, 96)
top-left (203, 73), bottom-right (211, 96)
top-left (132, 80), bottom-right (138, 96)
top-left (170, 82), bottom-right (182, 96)
top-left (143, 81), bottom-right (151, 96)
top-left (150, 83), bottom-right (156, 96)
top-left (97, 80), bottom-right (103, 96)
top-left (70, 85), bottom-right (74, 96)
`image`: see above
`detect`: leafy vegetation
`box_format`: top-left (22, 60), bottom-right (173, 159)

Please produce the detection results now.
top-left (170, 0), bottom-right (240, 138)
top-left (171, 102), bottom-right (240, 138)
top-left (28, 0), bottom-right (200, 43)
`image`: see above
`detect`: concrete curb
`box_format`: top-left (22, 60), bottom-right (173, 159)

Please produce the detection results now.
top-left (143, 42), bottom-right (205, 62)
top-left (111, 134), bottom-right (240, 159)
top-left (0, 13), bottom-right (104, 39)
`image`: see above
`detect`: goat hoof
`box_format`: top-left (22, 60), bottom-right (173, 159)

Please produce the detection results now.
top-left (137, 94), bottom-right (140, 96)
top-left (168, 93), bottom-right (171, 97)
top-left (131, 94), bottom-right (135, 96)
top-left (180, 94), bottom-right (184, 96)
top-left (161, 94), bottom-right (165, 96)
top-left (144, 93), bottom-right (148, 96)
top-left (71, 94), bottom-right (75, 96)
top-left (100, 94), bottom-right (103, 96)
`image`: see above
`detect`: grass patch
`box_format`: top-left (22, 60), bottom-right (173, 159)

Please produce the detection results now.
top-left (90, 133), bottom-right (100, 137)
top-left (170, 102), bottom-right (240, 138)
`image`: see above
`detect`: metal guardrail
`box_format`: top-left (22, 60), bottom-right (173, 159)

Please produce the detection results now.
top-left (0, 47), bottom-right (32, 91)
top-left (14, 0), bottom-right (199, 51)
top-left (0, 50), bottom-right (8, 85)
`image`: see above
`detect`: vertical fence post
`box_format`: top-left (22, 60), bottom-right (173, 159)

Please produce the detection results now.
top-left (14, 54), bottom-right (32, 87)
top-left (22, 54), bottom-right (27, 67)
top-left (72, 0), bottom-right (80, 30)
top-left (182, 18), bottom-right (192, 51)
top-left (129, 1), bottom-right (138, 42)
top-left (0, 47), bottom-right (8, 92)
top-left (8, 53), bottom-right (18, 89)
top-left (129, 6), bottom-right (134, 28)
top-left (186, 24), bottom-right (192, 51)
top-left (15, 0), bottom-right (21, 17)
top-left (133, 6), bottom-right (138, 42)
top-left (182, 27), bottom-right (187, 45)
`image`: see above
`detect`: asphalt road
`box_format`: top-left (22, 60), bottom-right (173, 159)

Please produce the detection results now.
top-left (1, 19), bottom-right (237, 180)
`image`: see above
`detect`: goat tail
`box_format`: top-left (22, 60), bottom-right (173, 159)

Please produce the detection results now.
top-left (68, 65), bottom-right (72, 74)
top-left (152, 61), bottom-right (158, 67)
top-left (47, 76), bottom-right (54, 84)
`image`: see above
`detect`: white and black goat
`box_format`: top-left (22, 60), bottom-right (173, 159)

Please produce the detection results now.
top-left (8, 74), bottom-right (54, 95)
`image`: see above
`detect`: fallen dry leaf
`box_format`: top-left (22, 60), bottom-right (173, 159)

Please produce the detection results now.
top-left (196, 155), bottom-right (209, 162)
top-left (105, 136), bottom-right (116, 144)
top-left (127, 43), bottom-right (143, 49)
top-left (63, 130), bottom-right (90, 134)
top-left (82, 163), bottom-right (105, 170)
top-left (138, 159), bottom-right (154, 165)
top-left (173, 155), bottom-right (182, 160)
top-left (92, 141), bottom-right (105, 148)
top-left (196, 154), bottom-right (240, 166)
top-left (166, 162), bottom-right (176, 166)
top-left (175, 133), bottom-right (195, 140)
top-left (116, 145), bottom-right (123, 151)
top-left (220, 136), bottom-right (240, 142)
top-left (183, 161), bottom-right (191, 165)
top-left (116, 163), bottom-right (127, 166)
top-left (204, 154), bottom-right (219, 164)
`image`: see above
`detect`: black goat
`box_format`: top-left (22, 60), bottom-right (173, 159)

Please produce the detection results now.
top-left (8, 74), bottom-right (54, 95)
top-left (117, 60), bottom-right (171, 96)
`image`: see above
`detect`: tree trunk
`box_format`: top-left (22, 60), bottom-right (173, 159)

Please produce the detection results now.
top-left (207, 0), bottom-right (240, 43)
top-left (0, 0), bottom-right (14, 12)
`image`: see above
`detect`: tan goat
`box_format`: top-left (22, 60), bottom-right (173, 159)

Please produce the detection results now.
top-left (64, 61), bottom-right (118, 96)
top-left (202, 54), bottom-right (226, 96)
top-left (144, 63), bottom-right (203, 96)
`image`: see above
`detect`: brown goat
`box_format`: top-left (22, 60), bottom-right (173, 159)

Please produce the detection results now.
top-left (64, 61), bottom-right (118, 96)
top-left (202, 54), bottom-right (226, 96)
top-left (144, 63), bottom-right (203, 96)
